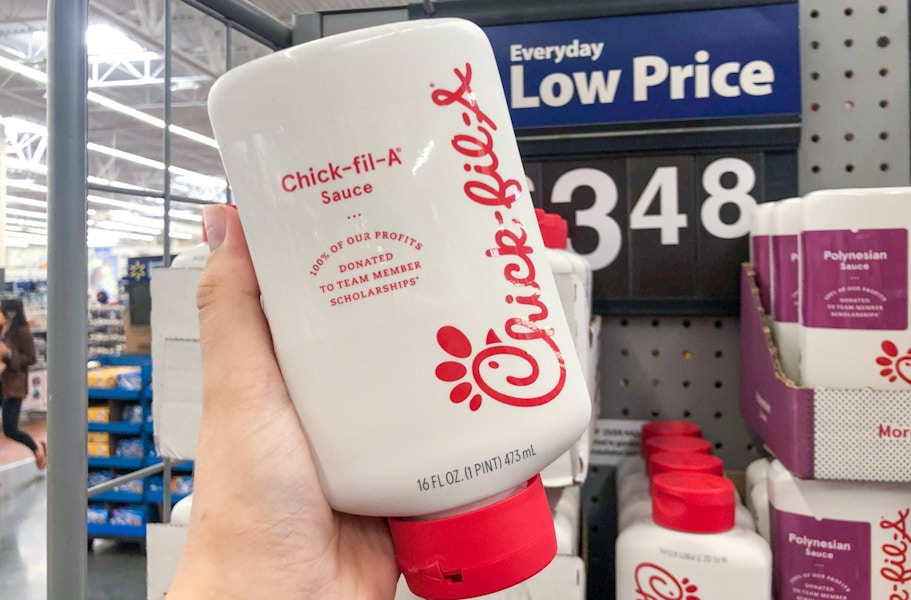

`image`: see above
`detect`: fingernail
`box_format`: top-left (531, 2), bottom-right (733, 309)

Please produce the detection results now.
top-left (203, 206), bottom-right (226, 251)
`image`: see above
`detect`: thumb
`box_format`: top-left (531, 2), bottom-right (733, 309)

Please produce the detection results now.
top-left (196, 205), bottom-right (290, 421)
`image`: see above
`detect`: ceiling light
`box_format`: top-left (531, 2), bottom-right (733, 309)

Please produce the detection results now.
top-left (93, 221), bottom-right (162, 236)
top-left (5, 196), bottom-right (47, 209)
top-left (6, 180), bottom-right (47, 193)
top-left (0, 55), bottom-right (47, 84)
top-left (5, 208), bottom-right (47, 220)
top-left (7, 217), bottom-right (50, 229)
top-left (86, 24), bottom-right (145, 56)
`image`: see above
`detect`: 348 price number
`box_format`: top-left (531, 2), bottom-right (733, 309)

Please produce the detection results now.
top-left (544, 157), bottom-right (757, 271)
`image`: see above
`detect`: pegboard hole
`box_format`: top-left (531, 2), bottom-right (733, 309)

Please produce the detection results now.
top-left (844, 100), bottom-right (855, 111)
top-left (880, 99), bottom-right (889, 108)
top-left (844, 39), bottom-right (853, 47)
top-left (810, 40), bottom-right (820, 50)
top-left (880, 131), bottom-right (890, 140)
top-left (810, 102), bottom-right (820, 112)
top-left (810, 134), bottom-right (820, 143)
top-left (845, 164), bottom-right (855, 173)
top-left (650, 410), bottom-right (660, 418)
top-left (650, 349), bottom-right (660, 357)
top-left (591, 465), bottom-right (599, 473)
top-left (651, 379), bottom-right (660, 387)
top-left (714, 350), bottom-right (723, 358)
top-left (651, 319), bottom-right (660, 327)
top-left (880, 68), bottom-right (889, 77)
top-left (682, 410), bottom-right (692, 418)
top-left (591, 496), bottom-right (598, 504)
top-left (844, 70), bottom-right (854, 79)
top-left (620, 378), bottom-right (629, 387)
top-left (879, 5), bottom-right (888, 14)
top-left (714, 442), bottom-right (724, 450)
top-left (682, 319), bottom-right (691, 328)
top-left (810, 72), bottom-right (820, 80)
top-left (844, 132), bottom-right (854, 141)
top-left (682, 350), bottom-right (692, 359)
top-left (746, 443), bottom-right (755, 451)
top-left (620, 348), bottom-right (629, 357)
top-left (682, 381), bottom-right (691, 388)
top-left (620, 318), bottom-right (628, 327)
top-left (877, 35), bottom-right (891, 48)
top-left (621, 408), bottom-right (630, 416)
top-left (714, 381), bottom-right (723, 389)
top-left (881, 163), bottom-right (890, 172)
top-left (843, 7), bottom-right (853, 16)
top-left (713, 320), bottom-right (723, 329)
top-left (811, 165), bottom-right (821, 173)
top-left (714, 410), bottom-right (724, 419)
top-left (809, 9), bottom-right (819, 18)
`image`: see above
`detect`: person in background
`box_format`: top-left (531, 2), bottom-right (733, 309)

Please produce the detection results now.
top-left (0, 298), bottom-right (43, 470)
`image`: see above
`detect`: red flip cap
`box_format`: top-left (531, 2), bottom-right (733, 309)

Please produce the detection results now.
top-left (388, 475), bottom-right (556, 600)
top-left (649, 451), bottom-right (724, 479)
top-left (643, 435), bottom-right (713, 464)
top-left (652, 471), bottom-right (736, 533)
top-left (640, 420), bottom-right (702, 446)
top-left (539, 214), bottom-right (568, 249)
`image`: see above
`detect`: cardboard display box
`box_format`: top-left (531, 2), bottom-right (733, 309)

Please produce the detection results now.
top-left (151, 268), bottom-right (204, 461)
top-left (739, 265), bottom-right (911, 481)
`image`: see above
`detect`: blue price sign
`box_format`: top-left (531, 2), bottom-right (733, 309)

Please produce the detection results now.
top-left (484, 3), bottom-right (800, 129)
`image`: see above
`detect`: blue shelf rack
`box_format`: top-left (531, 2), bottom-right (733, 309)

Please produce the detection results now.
top-left (87, 354), bottom-right (192, 546)
top-left (87, 354), bottom-right (196, 547)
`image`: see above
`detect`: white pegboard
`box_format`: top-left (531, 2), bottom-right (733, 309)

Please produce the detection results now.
top-left (597, 316), bottom-right (762, 470)
top-left (799, 0), bottom-right (911, 192)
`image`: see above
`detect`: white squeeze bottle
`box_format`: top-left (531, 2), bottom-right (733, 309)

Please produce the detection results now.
top-left (767, 459), bottom-right (911, 600)
top-left (616, 472), bottom-right (772, 600)
top-left (207, 19), bottom-right (592, 600)
top-left (744, 458), bottom-right (770, 498)
top-left (616, 420), bottom-right (702, 486)
top-left (769, 198), bottom-right (801, 382)
top-left (799, 187), bottom-right (911, 388)
top-left (750, 201), bottom-right (777, 315)
top-left (536, 210), bottom-right (595, 488)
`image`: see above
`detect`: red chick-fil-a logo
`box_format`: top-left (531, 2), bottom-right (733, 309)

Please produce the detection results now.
top-left (881, 508), bottom-right (911, 600)
top-left (633, 563), bottom-right (701, 600)
top-left (430, 62), bottom-right (566, 412)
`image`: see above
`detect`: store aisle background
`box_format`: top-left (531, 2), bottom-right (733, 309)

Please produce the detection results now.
top-left (0, 417), bottom-right (146, 599)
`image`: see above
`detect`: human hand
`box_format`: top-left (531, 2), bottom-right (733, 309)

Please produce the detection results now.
top-left (0, 341), bottom-right (10, 358)
top-left (168, 205), bottom-right (399, 600)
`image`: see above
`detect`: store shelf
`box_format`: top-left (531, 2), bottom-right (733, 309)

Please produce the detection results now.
top-left (145, 490), bottom-right (190, 505)
top-left (91, 491), bottom-right (144, 504)
top-left (86, 388), bottom-right (143, 401)
top-left (87, 522), bottom-right (146, 539)
top-left (88, 422), bottom-right (143, 435)
top-left (87, 456), bottom-right (143, 470)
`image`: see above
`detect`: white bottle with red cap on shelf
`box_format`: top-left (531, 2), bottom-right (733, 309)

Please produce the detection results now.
top-left (536, 209), bottom-right (595, 489)
top-left (617, 434), bottom-right (753, 531)
top-left (616, 420), bottom-right (703, 486)
top-left (618, 451), bottom-right (755, 531)
top-left (616, 472), bottom-right (772, 600)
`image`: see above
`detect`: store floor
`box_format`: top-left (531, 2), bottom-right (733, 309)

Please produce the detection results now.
top-left (0, 418), bottom-right (147, 599)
